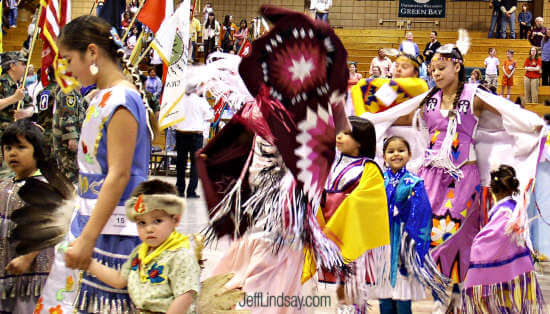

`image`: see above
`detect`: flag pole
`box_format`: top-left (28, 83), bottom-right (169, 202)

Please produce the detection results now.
top-left (135, 0), bottom-right (192, 67)
top-left (121, 0), bottom-right (147, 42)
top-left (128, 31), bottom-right (146, 66)
top-left (134, 42), bottom-right (153, 66)
top-left (89, 0), bottom-right (96, 15)
top-left (17, 5), bottom-right (44, 111)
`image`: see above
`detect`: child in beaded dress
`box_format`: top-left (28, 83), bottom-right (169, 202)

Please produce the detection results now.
top-left (462, 165), bottom-right (545, 313)
top-left (0, 119), bottom-right (73, 313)
top-left (373, 136), bottom-right (448, 314)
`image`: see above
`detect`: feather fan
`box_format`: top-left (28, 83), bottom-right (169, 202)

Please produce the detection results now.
top-left (456, 29), bottom-right (470, 56)
top-left (198, 273), bottom-right (249, 313)
top-left (10, 178), bottom-right (75, 255)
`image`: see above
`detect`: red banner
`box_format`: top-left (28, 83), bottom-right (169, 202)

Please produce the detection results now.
top-left (238, 40), bottom-right (252, 58)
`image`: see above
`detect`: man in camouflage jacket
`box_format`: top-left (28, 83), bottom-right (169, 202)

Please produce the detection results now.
top-left (0, 52), bottom-right (33, 132)
top-left (52, 86), bottom-right (87, 183)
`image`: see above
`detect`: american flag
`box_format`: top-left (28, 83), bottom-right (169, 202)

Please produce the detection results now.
top-left (39, 0), bottom-right (75, 91)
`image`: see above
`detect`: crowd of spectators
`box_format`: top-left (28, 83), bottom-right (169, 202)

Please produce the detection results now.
top-left (359, 29), bottom-right (547, 105)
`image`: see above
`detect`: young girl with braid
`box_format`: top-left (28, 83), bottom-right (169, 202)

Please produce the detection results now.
top-left (37, 16), bottom-right (155, 313)
top-left (362, 43), bottom-right (545, 313)
top-left (462, 165), bottom-right (545, 313)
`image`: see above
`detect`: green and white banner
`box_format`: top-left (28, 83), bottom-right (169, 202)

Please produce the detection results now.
top-left (398, 0), bottom-right (446, 18)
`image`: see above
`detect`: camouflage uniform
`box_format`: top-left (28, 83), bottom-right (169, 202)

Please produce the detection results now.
top-left (36, 81), bottom-right (58, 147)
top-left (52, 87), bottom-right (85, 183)
top-left (0, 72), bottom-right (32, 132)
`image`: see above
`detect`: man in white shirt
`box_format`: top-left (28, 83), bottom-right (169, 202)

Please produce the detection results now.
top-left (370, 49), bottom-right (392, 78)
top-left (173, 92), bottom-right (214, 198)
top-left (310, 0), bottom-right (332, 22)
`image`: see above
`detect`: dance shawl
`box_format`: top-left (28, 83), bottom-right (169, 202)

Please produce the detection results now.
top-left (462, 197), bottom-right (545, 313)
top-left (301, 157), bottom-right (390, 283)
top-left (197, 5), bottom-right (353, 274)
top-left (363, 85), bottom-right (545, 214)
top-left (384, 167), bottom-right (449, 301)
top-left (362, 86), bottom-right (545, 190)
top-left (351, 77), bottom-right (428, 115)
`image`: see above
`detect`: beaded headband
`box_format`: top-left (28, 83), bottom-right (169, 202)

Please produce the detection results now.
top-left (396, 54), bottom-right (422, 69)
top-left (431, 56), bottom-right (464, 65)
top-left (433, 44), bottom-right (464, 64)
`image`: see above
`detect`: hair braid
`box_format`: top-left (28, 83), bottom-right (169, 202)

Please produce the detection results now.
top-left (419, 87), bottom-right (440, 109)
top-left (117, 48), bottom-right (159, 140)
top-left (452, 80), bottom-right (465, 111)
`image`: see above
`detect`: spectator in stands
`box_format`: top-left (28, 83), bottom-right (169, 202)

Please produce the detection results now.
top-left (173, 92), bottom-right (213, 198)
top-left (542, 29), bottom-right (550, 85)
top-left (484, 47), bottom-right (500, 89)
top-left (530, 17), bottom-right (546, 47)
top-left (24, 64), bottom-right (37, 88)
top-left (419, 55), bottom-right (429, 82)
top-left (121, 12), bottom-right (131, 32)
top-left (203, 12), bottom-right (220, 62)
top-left (125, 26), bottom-right (138, 56)
top-left (426, 64), bottom-right (436, 88)
top-left (488, 0), bottom-right (502, 38)
top-left (348, 62), bottom-right (362, 90)
top-left (234, 19), bottom-right (249, 53)
top-left (500, 0), bottom-right (517, 39)
top-left (310, 0), bottom-right (332, 22)
top-left (128, 0), bottom-right (138, 15)
top-left (145, 68), bottom-right (162, 100)
top-left (501, 49), bottom-right (516, 99)
top-left (399, 32), bottom-right (419, 57)
top-left (518, 5), bottom-right (532, 40)
top-left (220, 15), bottom-right (237, 53)
top-left (189, 11), bottom-right (201, 64)
top-left (150, 49), bottom-right (163, 78)
top-left (21, 14), bottom-right (37, 54)
top-left (6, 0), bottom-right (18, 28)
top-left (524, 46), bottom-right (541, 103)
top-left (423, 31), bottom-right (441, 64)
top-left (369, 66), bottom-right (381, 79)
top-left (469, 68), bottom-right (483, 84)
top-left (370, 48), bottom-right (392, 78)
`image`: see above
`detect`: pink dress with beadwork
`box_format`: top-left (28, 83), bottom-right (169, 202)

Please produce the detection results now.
top-left (418, 83), bottom-right (482, 283)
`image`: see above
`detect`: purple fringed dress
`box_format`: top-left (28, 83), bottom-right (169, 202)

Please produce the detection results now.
top-left (418, 83), bottom-right (481, 283)
top-left (462, 197), bottom-right (545, 313)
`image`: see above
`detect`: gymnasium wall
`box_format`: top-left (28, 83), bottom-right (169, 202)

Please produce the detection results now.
top-left (207, 0), bottom-right (535, 32)
top-left (71, 0), bottom-right (546, 34)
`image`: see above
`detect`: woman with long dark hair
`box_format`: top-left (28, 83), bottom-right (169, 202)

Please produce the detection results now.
top-left (37, 15), bottom-right (154, 313)
top-left (234, 19), bottom-right (249, 53)
top-left (219, 15), bottom-right (237, 53)
top-left (203, 12), bottom-right (219, 61)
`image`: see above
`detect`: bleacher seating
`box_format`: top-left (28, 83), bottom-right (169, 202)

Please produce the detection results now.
top-left (3, 6), bottom-right (42, 70)
top-left (336, 29), bottom-right (550, 114)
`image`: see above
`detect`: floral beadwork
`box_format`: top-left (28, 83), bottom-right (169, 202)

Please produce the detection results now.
top-left (34, 297), bottom-right (44, 314)
top-left (130, 255), bottom-right (140, 271)
top-left (48, 304), bottom-right (63, 314)
top-left (431, 212), bottom-right (462, 246)
top-left (147, 262), bottom-right (166, 284)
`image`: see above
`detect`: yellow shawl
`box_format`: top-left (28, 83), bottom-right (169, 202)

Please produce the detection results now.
top-left (302, 162), bottom-right (390, 283)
